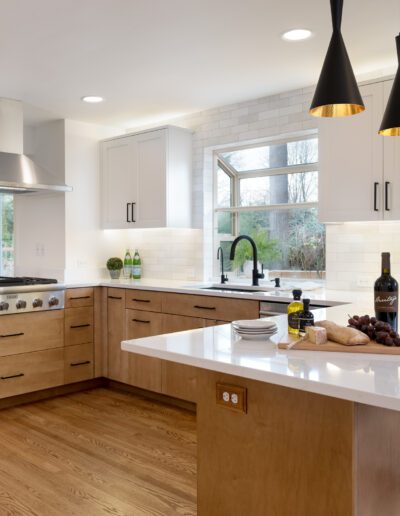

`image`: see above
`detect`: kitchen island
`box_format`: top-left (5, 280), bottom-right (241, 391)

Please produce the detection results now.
top-left (122, 302), bottom-right (400, 516)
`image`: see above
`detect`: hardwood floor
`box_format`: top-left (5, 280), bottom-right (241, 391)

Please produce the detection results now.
top-left (0, 388), bottom-right (197, 516)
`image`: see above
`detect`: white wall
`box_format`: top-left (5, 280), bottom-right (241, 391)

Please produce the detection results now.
top-left (15, 120), bottom-right (66, 280)
top-left (64, 119), bottom-right (120, 281)
top-left (326, 223), bottom-right (400, 290)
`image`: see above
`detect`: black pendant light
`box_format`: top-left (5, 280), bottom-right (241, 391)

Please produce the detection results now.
top-left (309, 0), bottom-right (364, 117)
top-left (379, 34), bottom-right (400, 135)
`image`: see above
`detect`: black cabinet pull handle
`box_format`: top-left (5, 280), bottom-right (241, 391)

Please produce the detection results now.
top-left (1, 373), bottom-right (24, 380)
top-left (374, 182), bottom-right (379, 211)
top-left (385, 181), bottom-right (390, 211)
top-left (108, 296), bottom-right (122, 300)
top-left (70, 324), bottom-right (91, 329)
top-left (126, 202), bottom-right (131, 223)
top-left (70, 361), bottom-right (91, 367)
top-left (193, 305), bottom-right (216, 310)
top-left (132, 319), bottom-right (150, 324)
top-left (132, 298), bottom-right (150, 303)
top-left (0, 332), bottom-right (24, 338)
top-left (70, 296), bottom-right (91, 300)
top-left (131, 202), bottom-right (136, 223)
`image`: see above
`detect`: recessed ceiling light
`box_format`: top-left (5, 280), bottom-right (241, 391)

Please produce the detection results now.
top-left (282, 29), bottom-right (312, 41)
top-left (81, 96), bottom-right (104, 103)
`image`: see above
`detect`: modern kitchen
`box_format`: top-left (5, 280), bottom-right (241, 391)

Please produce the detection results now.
top-left (1, 1), bottom-right (400, 515)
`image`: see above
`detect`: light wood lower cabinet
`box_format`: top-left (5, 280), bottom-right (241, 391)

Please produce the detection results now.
top-left (162, 313), bottom-right (206, 333)
top-left (65, 287), bottom-right (94, 308)
top-left (161, 292), bottom-right (259, 321)
top-left (107, 288), bottom-right (129, 383)
top-left (0, 310), bottom-right (64, 356)
top-left (125, 309), bottom-right (164, 338)
top-left (0, 348), bottom-right (64, 399)
top-left (64, 306), bottom-right (94, 346)
top-left (127, 353), bottom-right (162, 393)
top-left (64, 343), bottom-right (94, 384)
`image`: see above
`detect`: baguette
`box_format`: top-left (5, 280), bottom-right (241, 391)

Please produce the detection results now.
top-left (317, 320), bottom-right (370, 346)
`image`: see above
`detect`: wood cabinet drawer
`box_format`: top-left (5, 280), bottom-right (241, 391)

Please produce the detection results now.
top-left (162, 361), bottom-right (197, 402)
top-left (0, 348), bottom-right (64, 399)
top-left (127, 352), bottom-right (162, 393)
top-left (64, 343), bottom-right (94, 384)
top-left (161, 293), bottom-right (260, 321)
top-left (125, 309), bottom-right (164, 339)
top-left (65, 288), bottom-right (94, 308)
top-left (65, 307), bottom-right (94, 346)
top-left (125, 290), bottom-right (162, 312)
top-left (162, 313), bottom-right (206, 334)
top-left (0, 311), bottom-right (64, 357)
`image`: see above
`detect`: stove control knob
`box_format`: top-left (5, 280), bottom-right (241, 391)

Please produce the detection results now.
top-left (48, 297), bottom-right (59, 307)
top-left (32, 298), bottom-right (43, 308)
top-left (16, 300), bottom-right (27, 309)
top-left (0, 302), bottom-right (9, 311)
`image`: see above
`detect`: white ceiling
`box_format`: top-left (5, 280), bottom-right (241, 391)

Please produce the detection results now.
top-left (1, 0), bottom-right (399, 128)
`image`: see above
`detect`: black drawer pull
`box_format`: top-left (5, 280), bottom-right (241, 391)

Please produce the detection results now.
top-left (70, 324), bottom-right (91, 329)
top-left (193, 305), bottom-right (216, 310)
top-left (70, 361), bottom-right (91, 367)
top-left (132, 319), bottom-right (150, 324)
top-left (108, 296), bottom-right (122, 300)
top-left (132, 298), bottom-right (150, 303)
top-left (0, 332), bottom-right (24, 338)
top-left (1, 373), bottom-right (24, 380)
top-left (70, 296), bottom-right (91, 300)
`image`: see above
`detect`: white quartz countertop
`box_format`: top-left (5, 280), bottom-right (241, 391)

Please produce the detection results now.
top-left (62, 277), bottom-right (371, 305)
top-left (122, 302), bottom-right (400, 412)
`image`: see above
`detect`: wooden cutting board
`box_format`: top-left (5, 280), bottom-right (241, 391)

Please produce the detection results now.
top-left (278, 334), bottom-right (400, 355)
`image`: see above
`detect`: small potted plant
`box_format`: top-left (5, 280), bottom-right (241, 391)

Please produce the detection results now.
top-left (106, 257), bottom-right (123, 279)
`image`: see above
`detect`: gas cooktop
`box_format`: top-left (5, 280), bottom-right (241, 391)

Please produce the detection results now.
top-left (0, 276), bottom-right (58, 287)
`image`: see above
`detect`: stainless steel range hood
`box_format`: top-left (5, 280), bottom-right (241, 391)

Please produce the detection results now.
top-left (0, 99), bottom-right (72, 194)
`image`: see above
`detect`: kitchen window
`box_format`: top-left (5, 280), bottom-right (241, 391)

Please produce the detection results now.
top-left (0, 194), bottom-right (14, 275)
top-left (214, 135), bottom-right (325, 279)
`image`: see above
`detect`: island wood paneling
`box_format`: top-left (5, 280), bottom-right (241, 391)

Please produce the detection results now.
top-left (196, 369), bottom-right (354, 516)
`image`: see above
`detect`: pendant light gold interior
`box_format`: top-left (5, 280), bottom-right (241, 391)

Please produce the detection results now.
top-left (379, 127), bottom-right (400, 136)
top-left (310, 103), bottom-right (365, 117)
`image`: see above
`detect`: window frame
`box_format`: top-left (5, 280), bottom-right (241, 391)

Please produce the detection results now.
top-left (213, 132), bottom-right (319, 277)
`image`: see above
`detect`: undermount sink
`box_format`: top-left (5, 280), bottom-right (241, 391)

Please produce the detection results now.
top-left (200, 284), bottom-right (275, 293)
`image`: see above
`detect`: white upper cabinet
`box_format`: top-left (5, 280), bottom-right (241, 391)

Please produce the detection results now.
top-left (100, 126), bottom-right (192, 229)
top-left (382, 79), bottom-right (400, 221)
top-left (318, 82), bottom-right (384, 223)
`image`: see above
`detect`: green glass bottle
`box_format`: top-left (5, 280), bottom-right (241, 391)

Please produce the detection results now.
top-left (132, 249), bottom-right (141, 280)
top-left (123, 249), bottom-right (132, 279)
top-left (287, 289), bottom-right (303, 335)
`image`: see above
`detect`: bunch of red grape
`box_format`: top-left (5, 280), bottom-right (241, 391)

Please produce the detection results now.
top-left (348, 315), bottom-right (400, 346)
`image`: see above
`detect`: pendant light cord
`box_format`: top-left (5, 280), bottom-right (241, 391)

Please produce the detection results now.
top-left (330, 0), bottom-right (343, 31)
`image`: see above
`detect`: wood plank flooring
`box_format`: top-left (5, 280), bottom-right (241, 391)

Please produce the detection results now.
top-left (0, 388), bottom-right (197, 516)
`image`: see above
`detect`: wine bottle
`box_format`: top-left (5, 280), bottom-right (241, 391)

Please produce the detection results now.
top-left (374, 252), bottom-right (398, 331)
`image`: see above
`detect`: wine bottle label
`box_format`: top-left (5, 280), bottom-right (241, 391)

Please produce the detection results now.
top-left (374, 292), bottom-right (398, 313)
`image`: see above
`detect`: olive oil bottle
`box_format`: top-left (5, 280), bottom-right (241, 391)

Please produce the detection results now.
top-left (288, 289), bottom-right (303, 335)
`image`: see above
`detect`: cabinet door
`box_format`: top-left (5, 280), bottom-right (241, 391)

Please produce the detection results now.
top-left (318, 82), bottom-right (384, 222)
top-left (383, 79), bottom-right (400, 220)
top-left (162, 313), bottom-right (206, 334)
top-left (101, 137), bottom-right (138, 229)
top-left (107, 288), bottom-right (129, 382)
top-left (133, 129), bottom-right (167, 228)
top-left (161, 361), bottom-right (197, 402)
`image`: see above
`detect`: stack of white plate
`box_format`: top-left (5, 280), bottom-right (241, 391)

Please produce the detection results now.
top-left (232, 319), bottom-right (278, 340)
